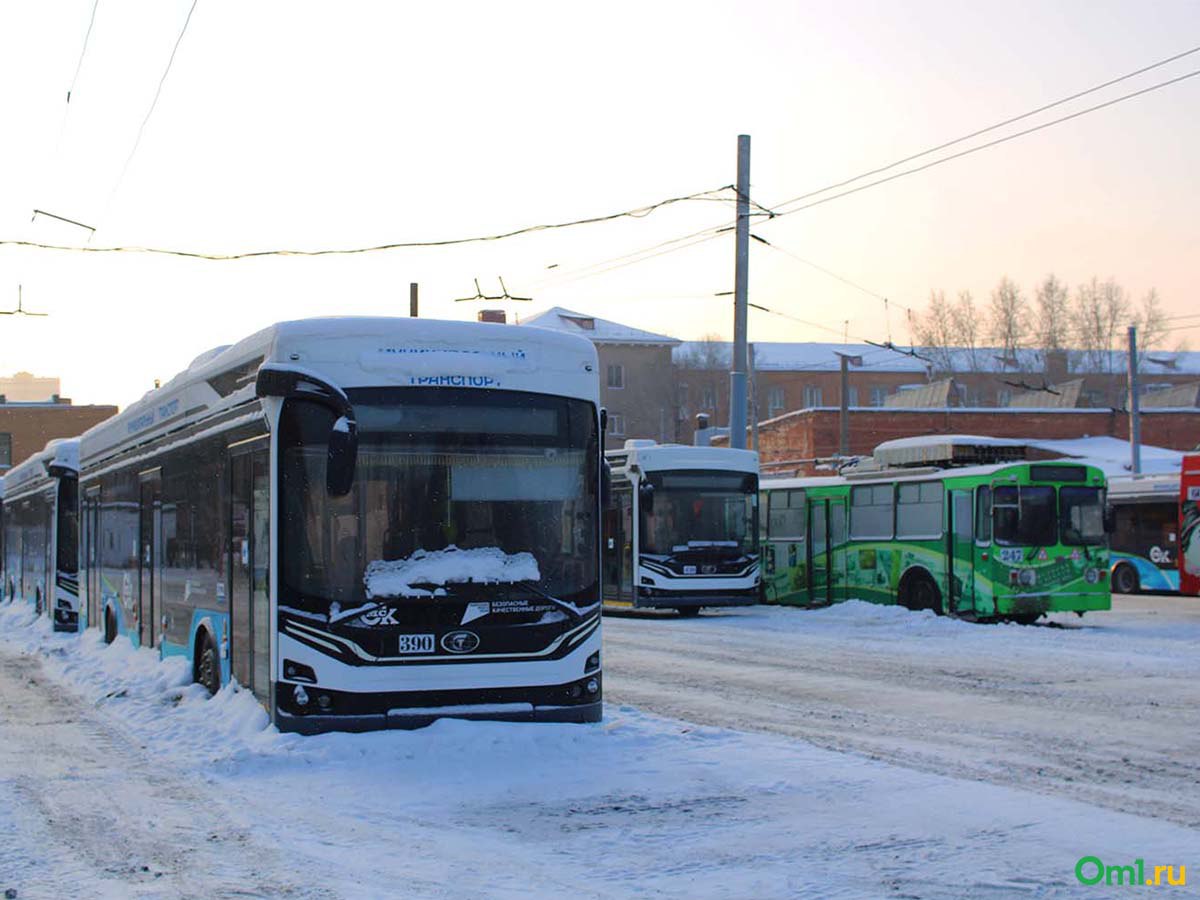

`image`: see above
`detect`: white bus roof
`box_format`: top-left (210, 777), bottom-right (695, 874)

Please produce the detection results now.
top-left (3, 437), bottom-right (79, 498)
top-left (606, 440), bottom-right (758, 475)
top-left (761, 459), bottom-right (1104, 491)
top-left (1107, 472), bottom-right (1180, 502)
top-left (80, 316), bottom-right (599, 467)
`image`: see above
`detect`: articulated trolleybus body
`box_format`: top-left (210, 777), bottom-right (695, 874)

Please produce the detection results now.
top-left (2, 439), bottom-right (80, 630)
top-left (77, 317), bottom-right (603, 733)
top-left (761, 445), bottom-right (1110, 621)
top-left (604, 440), bottom-right (759, 613)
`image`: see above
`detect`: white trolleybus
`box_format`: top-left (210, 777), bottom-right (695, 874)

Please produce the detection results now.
top-left (603, 440), bottom-right (759, 614)
top-left (77, 317), bottom-right (603, 733)
top-left (2, 439), bottom-right (80, 630)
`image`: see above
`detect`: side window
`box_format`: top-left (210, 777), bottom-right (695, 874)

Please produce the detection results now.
top-left (896, 481), bottom-right (943, 539)
top-left (975, 485), bottom-right (992, 543)
top-left (767, 489), bottom-right (806, 540)
top-left (850, 484), bottom-right (894, 540)
top-left (606, 364), bottom-right (624, 389)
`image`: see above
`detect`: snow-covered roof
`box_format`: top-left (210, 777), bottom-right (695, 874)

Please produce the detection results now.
top-left (674, 341), bottom-right (927, 373)
top-left (521, 307), bottom-right (679, 345)
top-left (934, 347), bottom-right (1200, 376)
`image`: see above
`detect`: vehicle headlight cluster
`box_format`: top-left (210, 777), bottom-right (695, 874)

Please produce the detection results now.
top-left (1018, 568), bottom-right (1037, 588)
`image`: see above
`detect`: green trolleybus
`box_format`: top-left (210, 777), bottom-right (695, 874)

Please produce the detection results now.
top-left (760, 447), bottom-right (1110, 622)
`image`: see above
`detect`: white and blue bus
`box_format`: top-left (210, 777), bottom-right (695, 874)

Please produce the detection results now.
top-left (2, 439), bottom-right (80, 630)
top-left (603, 440), bottom-right (759, 615)
top-left (77, 317), bottom-right (603, 732)
top-left (1107, 473), bottom-right (1182, 593)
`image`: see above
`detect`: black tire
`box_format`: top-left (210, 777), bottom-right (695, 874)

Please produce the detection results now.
top-left (675, 607), bottom-right (702, 618)
top-left (1112, 564), bottom-right (1139, 595)
top-left (195, 632), bottom-right (220, 696)
top-left (1007, 613), bottom-right (1041, 626)
top-left (104, 608), bottom-right (117, 644)
top-left (902, 573), bottom-right (942, 614)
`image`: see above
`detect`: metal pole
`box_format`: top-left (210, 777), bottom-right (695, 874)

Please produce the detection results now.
top-left (749, 342), bottom-right (759, 452)
top-left (1128, 325), bottom-right (1141, 474)
top-left (410, 282), bottom-right (418, 317)
top-left (729, 134), bottom-right (751, 449)
top-left (836, 353), bottom-right (862, 456)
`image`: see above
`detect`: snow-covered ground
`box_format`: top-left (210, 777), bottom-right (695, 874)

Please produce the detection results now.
top-left (2, 598), bottom-right (1197, 899)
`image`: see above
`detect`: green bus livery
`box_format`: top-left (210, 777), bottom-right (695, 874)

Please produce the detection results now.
top-left (760, 460), bottom-right (1110, 622)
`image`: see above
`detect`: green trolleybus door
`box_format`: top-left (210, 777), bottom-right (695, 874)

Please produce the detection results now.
top-left (138, 469), bottom-right (162, 650)
top-left (947, 489), bottom-right (974, 615)
top-left (231, 441), bottom-right (271, 705)
top-left (807, 498), bottom-right (831, 606)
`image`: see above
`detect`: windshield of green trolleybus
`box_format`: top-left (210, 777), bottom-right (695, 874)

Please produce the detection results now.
top-left (1058, 486), bottom-right (1106, 546)
top-left (640, 471), bottom-right (757, 556)
top-left (992, 485), bottom-right (1057, 547)
top-left (278, 388), bottom-right (599, 613)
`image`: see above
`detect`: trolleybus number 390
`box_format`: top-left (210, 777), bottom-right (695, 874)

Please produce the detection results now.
top-left (398, 634), bottom-right (436, 654)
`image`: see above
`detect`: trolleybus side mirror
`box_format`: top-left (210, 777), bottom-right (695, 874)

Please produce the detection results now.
top-left (639, 481), bottom-right (655, 514)
top-left (256, 364), bottom-right (358, 497)
top-left (1103, 504), bottom-right (1116, 535)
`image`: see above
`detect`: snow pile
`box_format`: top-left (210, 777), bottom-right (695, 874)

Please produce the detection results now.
top-left (4, 597), bottom-right (1200, 897)
top-left (364, 545), bottom-right (540, 598)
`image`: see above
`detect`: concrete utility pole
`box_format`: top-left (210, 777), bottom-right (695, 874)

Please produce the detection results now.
top-left (749, 342), bottom-right (759, 452)
top-left (836, 352), bottom-right (863, 456)
top-left (409, 283), bottom-right (419, 317)
top-left (729, 134), bottom-right (751, 449)
top-left (1128, 324), bottom-right (1141, 474)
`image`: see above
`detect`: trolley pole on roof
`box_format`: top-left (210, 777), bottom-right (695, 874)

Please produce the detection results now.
top-left (409, 283), bottom-right (419, 317)
top-left (729, 134), bottom-right (751, 450)
top-left (1128, 324), bottom-right (1142, 474)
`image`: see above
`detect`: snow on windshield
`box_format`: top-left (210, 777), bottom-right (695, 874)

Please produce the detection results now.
top-left (364, 545), bottom-right (541, 599)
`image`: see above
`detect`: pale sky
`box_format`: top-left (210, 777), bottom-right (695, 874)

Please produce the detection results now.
top-left (1, 0), bottom-right (1197, 407)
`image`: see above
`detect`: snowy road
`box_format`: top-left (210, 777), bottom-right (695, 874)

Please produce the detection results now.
top-left (3, 597), bottom-right (1199, 899)
top-left (604, 595), bottom-right (1200, 826)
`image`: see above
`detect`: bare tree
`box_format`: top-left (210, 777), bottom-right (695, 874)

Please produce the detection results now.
top-left (1133, 288), bottom-right (1170, 355)
top-left (988, 277), bottom-right (1029, 368)
top-left (913, 290), bottom-right (957, 374)
top-left (950, 290), bottom-right (984, 372)
top-left (675, 332), bottom-right (730, 370)
top-left (1034, 273), bottom-right (1070, 352)
top-left (1072, 277), bottom-right (1130, 373)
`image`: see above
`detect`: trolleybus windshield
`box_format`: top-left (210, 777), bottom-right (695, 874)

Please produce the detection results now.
top-left (279, 387), bottom-right (598, 614)
top-left (640, 470), bottom-right (757, 556)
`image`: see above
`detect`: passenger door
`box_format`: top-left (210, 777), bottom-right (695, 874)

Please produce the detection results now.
top-left (947, 489), bottom-right (975, 615)
top-left (138, 470), bottom-right (162, 649)
top-left (807, 498), bottom-right (831, 606)
top-left (230, 440), bottom-right (271, 704)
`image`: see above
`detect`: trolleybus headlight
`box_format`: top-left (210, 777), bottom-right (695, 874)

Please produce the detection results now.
top-left (1084, 567), bottom-right (1100, 584)
top-left (1018, 569), bottom-right (1037, 587)
top-left (293, 685), bottom-right (310, 708)
top-left (586, 678), bottom-right (599, 695)
top-left (585, 651), bottom-right (600, 673)
top-left (284, 660), bottom-right (317, 684)
top-left (316, 693), bottom-right (332, 711)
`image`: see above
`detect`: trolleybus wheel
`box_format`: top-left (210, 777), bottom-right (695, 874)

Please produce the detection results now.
top-left (196, 632), bottom-right (221, 696)
top-left (675, 607), bottom-right (702, 618)
top-left (1112, 563), bottom-right (1139, 595)
top-left (902, 572), bottom-right (942, 614)
top-left (104, 608), bottom-right (117, 644)
top-left (1007, 613), bottom-right (1041, 626)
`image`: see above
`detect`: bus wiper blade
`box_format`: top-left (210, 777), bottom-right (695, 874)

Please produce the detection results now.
top-left (512, 581), bottom-right (598, 621)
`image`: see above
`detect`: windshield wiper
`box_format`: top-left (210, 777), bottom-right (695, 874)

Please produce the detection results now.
top-left (512, 581), bottom-right (598, 621)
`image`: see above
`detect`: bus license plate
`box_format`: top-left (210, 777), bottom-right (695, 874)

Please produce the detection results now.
top-left (398, 634), bottom-right (435, 654)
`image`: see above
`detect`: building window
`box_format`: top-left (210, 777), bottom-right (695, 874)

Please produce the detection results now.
top-left (846, 386), bottom-right (859, 407)
top-left (607, 364), bottom-right (624, 389)
top-left (677, 383), bottom-right (688, 404)
top-left (607, 413), bottom-right (625, 436)
top-left (701, 386), bottom-right (716, 410)
top-left (803, 385), bottom-right (822, 408)
top-left (767, 386), bottom-right (785, 417)
top-left (0, 432), bottom-right (10, 468)
top-left (870, 387), bottom-right (887, 407)
top-left (996, 388), bottom-right (1012, 407)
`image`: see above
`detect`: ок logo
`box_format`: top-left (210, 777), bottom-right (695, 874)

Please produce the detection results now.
top-left (1075, 856), bottom-right (1186, 888)
top-left (441, 630), bottom-right (481, 653)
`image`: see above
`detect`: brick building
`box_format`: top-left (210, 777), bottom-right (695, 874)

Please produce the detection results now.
top-left (0, 400), bottom-right (118, 471)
